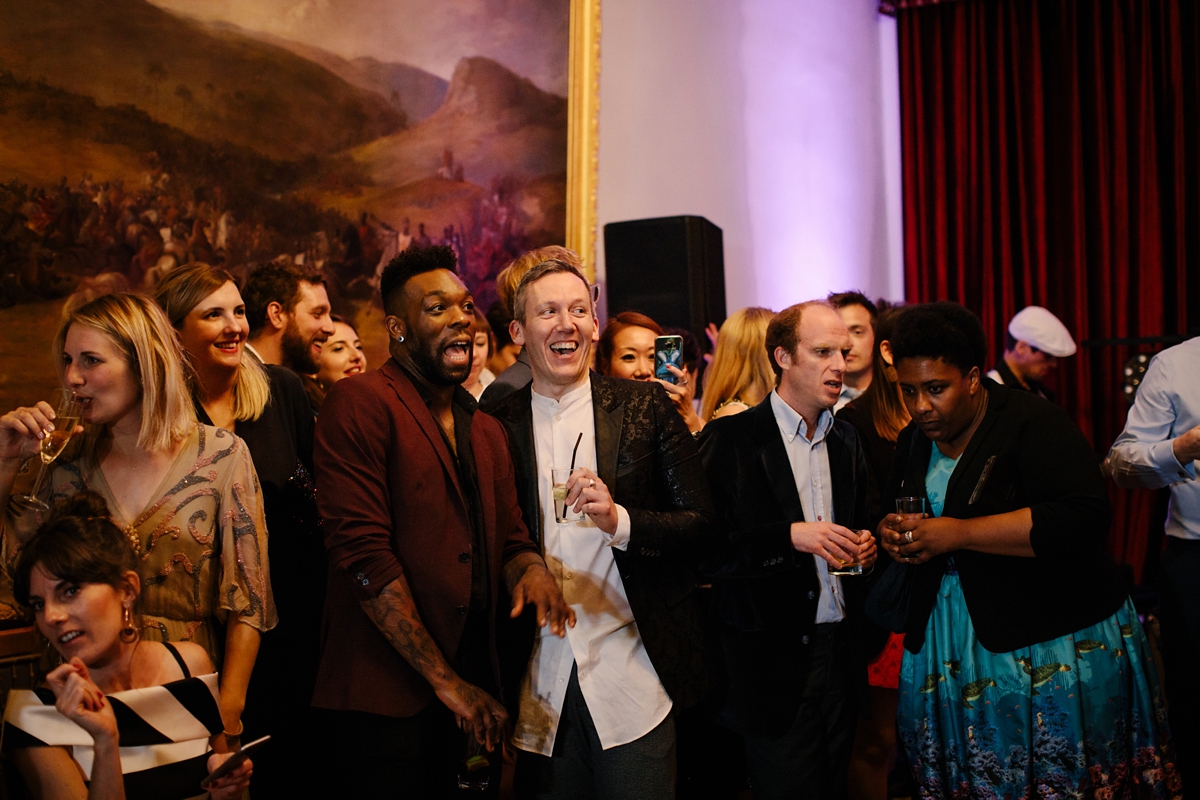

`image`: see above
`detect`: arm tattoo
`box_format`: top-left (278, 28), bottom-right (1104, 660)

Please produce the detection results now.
top-left (360, 576), bottom-right (454, 688)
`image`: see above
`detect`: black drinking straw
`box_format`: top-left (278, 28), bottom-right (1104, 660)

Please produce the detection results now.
top-left (561, 431), bottom-right (580, 520)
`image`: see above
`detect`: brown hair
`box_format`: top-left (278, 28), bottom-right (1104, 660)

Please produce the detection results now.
top-left (472, 307), bottom-right (495, 359)
top-left (511, 259), bottom-right (594, 325)
top-left (701, 307), bottom-right (774, 421)
top-left (496, 246), bottom-right (583, 318)
top-left (153, 262), bottom-right (271, 422)
top-left (856, 304), bottom-right (910, 441)
top-left (13, 492), bottom-right (139, 612)
top-left (598, 311), bottom-right (663, 376)
top-left (242, 261), bottom-right (326, 335)
top-left (764, 300), bottom-right (833, 383)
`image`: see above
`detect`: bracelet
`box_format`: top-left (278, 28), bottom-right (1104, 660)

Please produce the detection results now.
top-left (222, 721), bottom-right (244, 738)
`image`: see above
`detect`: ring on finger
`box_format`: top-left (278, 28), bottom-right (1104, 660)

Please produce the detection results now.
top-left (904, 530), bottom-right (913, 544)
top-left (589, 479), bottom-right (595, 488)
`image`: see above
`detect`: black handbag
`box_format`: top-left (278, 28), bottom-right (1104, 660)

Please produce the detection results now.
top-left (864, 560), bottom-right (914, 633)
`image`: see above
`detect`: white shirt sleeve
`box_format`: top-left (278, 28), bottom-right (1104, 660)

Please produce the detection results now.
top-left (602, 504), bottom-right (632, 550)
top-left (1109, 354), bottom-right (1196, 488)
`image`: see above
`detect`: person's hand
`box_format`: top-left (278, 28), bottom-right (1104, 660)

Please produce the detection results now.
top-left (565, 468), bottom-right (620, 535)
top-left (789, 521), bottom-right (861, 568)
top-left (0, 401), bottom-right (79, 464)
top-left (204, 751), bottom-right (253, 799)
top-left (1174, 423), bottom-right (1200, 464)
top-left (47, 659), bottom-right (118, 744)
top-left (654, 365), bottom-right (703, 433)
top-left (881, 514), bottom-right (964, 565)
top-left (856, 530), bottom-right (878, 570)
top-left (436, 679), bottom-right (509, 751)
top-left (510, 562), bottom-right (576, 637)
top-left (703, 322), bottom-right (720, 365)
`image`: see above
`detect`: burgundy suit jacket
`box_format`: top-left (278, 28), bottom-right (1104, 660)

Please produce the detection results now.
top-left (311, 359), bottom-right (538, 718)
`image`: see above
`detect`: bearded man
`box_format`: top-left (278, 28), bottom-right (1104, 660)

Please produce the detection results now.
top-left (311, 246), bottom-right (572, 796)
top-left (243, 261), bottom-right (335, 372)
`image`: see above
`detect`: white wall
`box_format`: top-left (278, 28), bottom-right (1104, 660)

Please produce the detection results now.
top-left (595, 0), bottom-right (903, 315)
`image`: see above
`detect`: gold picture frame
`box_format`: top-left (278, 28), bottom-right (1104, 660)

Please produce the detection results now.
top-left (567, 0), bottom-right (602, 278)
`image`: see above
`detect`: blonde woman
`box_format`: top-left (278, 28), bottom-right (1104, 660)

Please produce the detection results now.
top-left (699, 307), bottom-right (775, 421)
top-left (0, 293), bottom-right (275, 753)
top-left (155, 263), bottom-right (324, 797)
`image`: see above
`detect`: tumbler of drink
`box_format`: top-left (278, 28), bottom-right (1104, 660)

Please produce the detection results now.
top-left (552, 469), bottom-right (584, 523)
top-left (829, 530), bottom-right (866, 577)
top-left (15, 389), bottom-right (83, 512)
top-left (895, 496), bottom-right (926, 519)
top-left (456, 731), bottom-right (491, 792)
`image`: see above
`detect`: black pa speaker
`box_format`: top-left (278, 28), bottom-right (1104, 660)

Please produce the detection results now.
top-left (603, 215), bottom-right (726, 339)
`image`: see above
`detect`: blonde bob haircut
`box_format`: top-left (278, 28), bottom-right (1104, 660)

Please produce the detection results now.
top-left (700, 307), bottom-right (776, 422)
top-left (54, 293), bottom-right (196, 452)
top-left (154, 263), bottom-right (270, 423)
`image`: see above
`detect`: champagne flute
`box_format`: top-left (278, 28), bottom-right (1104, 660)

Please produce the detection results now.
top-left (15, 389), bottom-right (83, 511)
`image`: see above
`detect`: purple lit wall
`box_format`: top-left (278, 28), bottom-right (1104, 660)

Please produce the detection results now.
top-left (596, 0), bottom-right (904, 313)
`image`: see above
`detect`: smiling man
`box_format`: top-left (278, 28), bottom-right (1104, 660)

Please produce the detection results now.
top-left (242, 262), bottom-right (336, 373)
top-left (698, 300), bottom-right (877, 800)
top-left (311, 246), bottom-right (572, 797)
top-left (485, 259), bottom-right (716, 800)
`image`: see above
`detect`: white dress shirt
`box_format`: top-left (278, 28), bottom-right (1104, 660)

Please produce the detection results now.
top-left (512, 379), bottom-right (672, 755)
top-left (770, 391), bottom-right (846, 623)
top-left (1108, 337), bottom-right (1200, 540)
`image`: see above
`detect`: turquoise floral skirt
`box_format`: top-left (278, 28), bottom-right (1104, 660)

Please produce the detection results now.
top-left (897, 573), bottom-right (1181, 799)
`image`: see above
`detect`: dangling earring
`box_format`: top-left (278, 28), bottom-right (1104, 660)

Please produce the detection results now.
top-left (120, 606), bottom-right (138, 643)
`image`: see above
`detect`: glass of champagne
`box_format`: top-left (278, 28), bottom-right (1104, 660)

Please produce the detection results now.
top-left (15, 389), bottom-right (83, 511)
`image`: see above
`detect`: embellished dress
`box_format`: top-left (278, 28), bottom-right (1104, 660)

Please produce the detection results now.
top-left (31, 424), bottom-right (276, 664)
top-left (897, 446), bottom-right (1179, 799)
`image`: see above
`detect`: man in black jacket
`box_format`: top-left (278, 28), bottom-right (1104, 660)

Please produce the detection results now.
top-left (486, 258), bottom-right (715, 800)
top-left (699, 300), bottom-right (876, 800)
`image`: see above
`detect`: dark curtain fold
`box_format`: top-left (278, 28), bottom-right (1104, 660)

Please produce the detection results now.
top-left (896, 0), bottom-right (1200, 580)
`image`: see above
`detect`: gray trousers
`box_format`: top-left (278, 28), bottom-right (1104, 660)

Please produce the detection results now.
top-left (518, 664), bottom-right (676, 800)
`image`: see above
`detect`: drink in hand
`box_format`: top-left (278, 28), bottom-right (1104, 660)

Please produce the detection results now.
top-left (40, 417), bottom-right (78, 463)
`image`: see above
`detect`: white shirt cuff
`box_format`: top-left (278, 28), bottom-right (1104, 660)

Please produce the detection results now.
top-left (1153, 438), bottom-right (1197, 482)
top-left (604, 505), bottom-right (632, 551)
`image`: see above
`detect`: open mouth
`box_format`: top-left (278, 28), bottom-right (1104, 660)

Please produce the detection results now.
top-left (443, 340), bottom-right (471, 366)
top-left (345, 364), bottom-right (364, 376)
top-left (59, 631), bottom-right (83, 645)
top-left (214, 340), bottom-right (240, 354)
top-left (825, 380), bottom-right (842, 392)
top-left (549, 341), bottom-right (579, 357)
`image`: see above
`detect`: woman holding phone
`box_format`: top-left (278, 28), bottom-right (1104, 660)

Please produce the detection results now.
top-left (4, 492), bottom-right (252, 799)
top-left (0, 293), bottom-right (274, 754)
top-left (598, 311), bottom-right (703, 432)
top-left (878, 302), bottom-right (1177, 798)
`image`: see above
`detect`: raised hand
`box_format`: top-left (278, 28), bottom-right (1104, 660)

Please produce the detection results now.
top-left (47, 659), bottom-right (118, 744)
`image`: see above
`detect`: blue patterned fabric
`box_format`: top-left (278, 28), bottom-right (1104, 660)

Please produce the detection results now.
top-left (897, 449), bottom-right (1180, 798)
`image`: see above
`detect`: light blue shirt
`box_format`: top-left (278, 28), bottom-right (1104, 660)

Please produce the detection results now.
top-left (770, 391), bottom-right (845, 623)
top-left (1108, 337), bottom-right (1200, 540)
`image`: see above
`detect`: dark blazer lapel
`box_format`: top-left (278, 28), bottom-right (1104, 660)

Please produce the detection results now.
top-left (944, 383), bottom-right (1006, 501)
top-left (506, 385), bottom-right (543, 549)
top-left (752, 399), bottom-right (805, 522)
top-left (826, 422), bottom-right (855, 527)
top-left (382, 359), bottom-right (466, 503)
top-left (591, 376), bottom-right (623, 493)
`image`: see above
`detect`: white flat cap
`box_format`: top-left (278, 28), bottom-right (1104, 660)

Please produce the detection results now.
top-left (1008, 306), bottom-right (1077, 357)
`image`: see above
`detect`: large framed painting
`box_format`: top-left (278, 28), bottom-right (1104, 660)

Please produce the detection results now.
top-left (0, 0), bottom-right (600, 409)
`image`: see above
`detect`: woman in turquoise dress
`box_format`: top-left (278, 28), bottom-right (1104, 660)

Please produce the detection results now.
top-left (876, 302), bottom-right (1179, 799)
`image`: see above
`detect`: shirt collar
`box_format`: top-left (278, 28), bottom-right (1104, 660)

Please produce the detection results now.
top-left (770, 390), bottom-right (833, 445)
top-left (532, 376), bottom-right (592, 413)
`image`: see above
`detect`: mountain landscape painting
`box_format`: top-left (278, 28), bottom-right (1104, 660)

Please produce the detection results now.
top-left (0, 0), bottom-right (571, 407)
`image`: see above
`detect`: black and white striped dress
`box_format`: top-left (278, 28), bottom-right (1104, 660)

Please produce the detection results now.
top-left (2, 645), bottom-right (223, 799)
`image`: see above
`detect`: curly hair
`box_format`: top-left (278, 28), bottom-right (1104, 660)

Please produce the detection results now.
top-left (379, 245), bottom-right (459, 316)
top-left (890, 301), bottom-right (987, 375)
top-left (242, 262), bottom-right (327, 336)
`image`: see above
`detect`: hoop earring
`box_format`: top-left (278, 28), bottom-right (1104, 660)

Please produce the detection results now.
top-left (120, 606), bottom-right (138, 643)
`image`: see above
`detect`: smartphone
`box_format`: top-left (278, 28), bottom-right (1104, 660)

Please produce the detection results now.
top-left (200, 735), bottom-right (270, 789)
top-left (654, 335), bottom-right (684, 384)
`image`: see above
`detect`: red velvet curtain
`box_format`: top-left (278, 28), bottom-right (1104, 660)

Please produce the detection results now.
top-left (896, 0), bottom-right (1200, 580)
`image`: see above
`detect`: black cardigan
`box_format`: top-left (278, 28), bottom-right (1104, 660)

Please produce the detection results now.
top-left (885, 379), bottom-right (1131, 654)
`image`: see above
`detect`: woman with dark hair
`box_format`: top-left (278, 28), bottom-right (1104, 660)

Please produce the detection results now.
top-left (154, 262), bottom-right (324, 798)
top-left (303, 314), bottom-right (367, 412)
top-left (463, 307), bottom-right (496, 400)
top-left (836, 304), bottom-right (910, 800)
top-left (598, 311), bottom-right (703, 432)
top-left (0, 293), bottom-right (273, 756)
top-left (878, 301), bottom-right (1178, 798)
top-left (4, 492), bottom-right (254, 799)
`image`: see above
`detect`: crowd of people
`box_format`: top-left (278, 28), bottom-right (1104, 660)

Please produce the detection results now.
top-left (0, 242), bottom-right (1191, 800)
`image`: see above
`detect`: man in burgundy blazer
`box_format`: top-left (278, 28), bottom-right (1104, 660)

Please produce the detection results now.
top-left (312, 246), bottom-right (571, 797)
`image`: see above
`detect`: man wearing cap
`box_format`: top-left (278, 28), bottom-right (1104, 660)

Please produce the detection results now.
top-left (986, 306), bottom-right (1077, 402)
